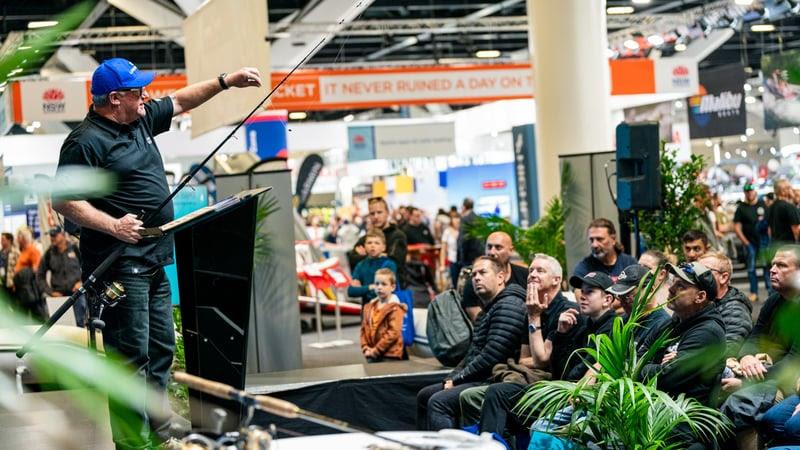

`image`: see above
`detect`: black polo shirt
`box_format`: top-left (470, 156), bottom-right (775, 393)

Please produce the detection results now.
top-left (56, 98), bottom-right (175, 275)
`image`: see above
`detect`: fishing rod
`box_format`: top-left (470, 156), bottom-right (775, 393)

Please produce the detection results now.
top-left (16, 36), bottom-right (328, 359)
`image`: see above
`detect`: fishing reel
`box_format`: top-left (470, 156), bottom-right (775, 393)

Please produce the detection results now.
top-left (85, 280), bottom-right (126, 331)
top-left (175, 408), bottom-right (274, 450)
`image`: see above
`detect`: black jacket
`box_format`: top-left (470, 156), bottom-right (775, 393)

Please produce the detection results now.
top-left (739, 291), bottom-right (800, 393)
top-left (639, 304), bottom-right (726, 406)
top-left (457, 210), bottom-right (484, 265)
top-left (551, 309), bottom-right (617, 381)
top-left (383, 224), bottom-right (408, 283)
top-left (716, 286), bottom-right (754, 358)
top-left (448, 284), bottom-right (527, 385)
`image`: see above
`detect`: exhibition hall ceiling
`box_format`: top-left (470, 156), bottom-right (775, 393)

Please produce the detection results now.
top-left (2, 0), bottom-right (799, 77)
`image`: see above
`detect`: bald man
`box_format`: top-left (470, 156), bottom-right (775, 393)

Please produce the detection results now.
top-left (461, 231), bottom-right (528, 321)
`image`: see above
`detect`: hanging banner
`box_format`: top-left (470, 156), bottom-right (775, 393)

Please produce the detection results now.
top-left (374, 122), bottom-right (455, 159)
top-left (762, 50), bottom-right (800, 129)
top-left (15, 79), bottom-right (90, 123)
top-left (347, 126), bottom-right (376, 162)
top-left (654, 58), bottom-right (699, 95)
top-left (687, 64), bottom-right (746, 138)
top-left (512, 124), bottom-right (539, 228)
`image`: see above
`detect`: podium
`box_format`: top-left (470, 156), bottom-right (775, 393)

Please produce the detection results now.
top-left (163, 186), bottom-right (271, 429)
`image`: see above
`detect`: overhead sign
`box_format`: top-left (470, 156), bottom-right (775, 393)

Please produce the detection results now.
top-left (374, 122), bottom-right (455, 159)
top-left (347, 126), bottom-right (376, 162)
top-left (687, 65), bottom-right (746, 138)
top-left (15, 79), bottom-right (89, 123)
top-left (654, 58), bottom-right (699, 94)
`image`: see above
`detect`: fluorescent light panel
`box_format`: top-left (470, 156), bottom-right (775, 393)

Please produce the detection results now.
top-left (27, 21), bottom-right (58, 29)
top-left (475, 49), bottom-right (501, 58)
top-left (751, 24), bottom-right (775, 32)
top-left (607, 6), bottom-right (635, 14)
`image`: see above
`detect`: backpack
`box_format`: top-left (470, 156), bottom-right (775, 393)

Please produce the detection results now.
top-left (426, 289), bottom-right (473, 367)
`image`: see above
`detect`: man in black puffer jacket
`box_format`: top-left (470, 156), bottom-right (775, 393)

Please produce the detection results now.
top-left (698, 252), bottom-right (753, 358)
top-left (416, 256), bottom-right (527, 431)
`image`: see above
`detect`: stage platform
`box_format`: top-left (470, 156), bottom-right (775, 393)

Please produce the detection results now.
top-left (246, 358), bottom-right (449, 436)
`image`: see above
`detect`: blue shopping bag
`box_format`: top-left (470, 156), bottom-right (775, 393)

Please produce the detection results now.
top-left (394, 289), bottom-right (415, 346)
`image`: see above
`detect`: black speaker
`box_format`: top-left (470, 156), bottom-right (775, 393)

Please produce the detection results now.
top-left (616, 122), bottom-right (661, 211)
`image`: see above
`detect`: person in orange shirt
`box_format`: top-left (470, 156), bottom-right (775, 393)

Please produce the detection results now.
top-left (14, 226), bottom-right (41, 274)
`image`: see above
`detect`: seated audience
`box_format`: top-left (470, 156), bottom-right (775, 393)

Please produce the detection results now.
top-left (458, 253), bottom-right (575, 432)
top-left (416, 256), bottom-right (527, 431)
top-left (348, 229), bottom-right (397, 305)
top-left (360, 268), bottom-right (406, 363)
top-left (697, 251), bottom-right (753, 358)
top-left (760, 380), bottom-right (800, 445)
top-left (722, 246), bottom-right (800, 439)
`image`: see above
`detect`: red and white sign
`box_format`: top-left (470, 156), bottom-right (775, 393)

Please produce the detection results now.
top-left (654, 58), bottom-right (699, 94)
top-left (17, 80), bottom-right (90, 123)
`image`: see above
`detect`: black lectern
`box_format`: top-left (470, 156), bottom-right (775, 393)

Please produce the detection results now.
top-left (156, 186), bottom-right (271, 429)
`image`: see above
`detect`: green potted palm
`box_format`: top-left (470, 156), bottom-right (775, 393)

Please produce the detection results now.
top-left (515, 275), bottom-right (732, 449)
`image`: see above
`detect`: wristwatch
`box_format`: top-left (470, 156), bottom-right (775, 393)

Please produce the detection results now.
top-left (528, 323), bottom-right (539, 334)
top-left (218, 73), bottom-right (229, 90)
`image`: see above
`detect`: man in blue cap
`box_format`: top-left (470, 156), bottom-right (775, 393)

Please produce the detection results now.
top-left (54, 58), bottom-right (261, 449)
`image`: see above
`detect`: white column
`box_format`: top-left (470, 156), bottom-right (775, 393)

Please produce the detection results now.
top-left (528, 0), bottom-right (613, 213)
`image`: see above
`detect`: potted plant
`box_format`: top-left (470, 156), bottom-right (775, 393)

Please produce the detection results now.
top-left (515, 275), bottom-right (732, 449)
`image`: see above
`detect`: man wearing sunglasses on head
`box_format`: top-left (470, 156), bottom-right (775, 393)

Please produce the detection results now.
top-left (54, 58), bottom-right (262, 449)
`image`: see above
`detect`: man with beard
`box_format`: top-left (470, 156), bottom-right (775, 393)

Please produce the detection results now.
top-left (416, 256), bottom-right (527, 431)
top-left (461, 231), bottom-right (528, 321)
top-left (571, 218), bottom-right (636, 298)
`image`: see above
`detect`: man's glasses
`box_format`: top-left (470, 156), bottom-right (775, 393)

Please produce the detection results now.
top-left (114, 87), bottom-right (146, 98)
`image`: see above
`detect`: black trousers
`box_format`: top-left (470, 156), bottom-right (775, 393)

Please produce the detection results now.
top-left (479, 382), bottom-right (528, 436)
top-left (416, 381), bottom-right (482, 431)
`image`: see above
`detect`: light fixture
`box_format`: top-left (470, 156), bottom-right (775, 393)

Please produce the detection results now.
top-left (771, 147), bottom-right (778, 154)
top-left (475, 49), bottom-right (501, 59)
top-left (724, 151), bottom-right (732, 159)
top-left (705, 139), bottom-right (713, 147)
top-left (751, 24), bottom-right (776, 32)
top-left (735, 0), bottom-right (754, 5)
top-left (745, 96), bottom-right (756, 104)
top-left (740, 135), bottom-right (748, 142)
top-left (31, 121), bottom-right (41, 128)
top-left (758, 86), bottom-right (765, 93)
top-left (27, 21), bottom-right (58, 29)
top-left (17, 46), bottom-right (31, 50)
top-left (632, 0), bottom-right (652, 4)
top-left (288, 111), bottom-right (308, 120)
top-left (742, 150), bottom-right (748, 157)
top-left (674, 43), bottom-right (687, 51)
top-left (746, 127), bottom-right (755, 136)
top-left (343, 114), bottom-right (355, 122)
top-left (607, 6), bottom-right (635, 15)
top-left (647, 34), bottom-right (664, 46)
top-left (744, 83), bottom-right (752, 91)
top-left (674, 100), bottom-right (684, 109)
top-left (623, 40), bottom-right (640, 50)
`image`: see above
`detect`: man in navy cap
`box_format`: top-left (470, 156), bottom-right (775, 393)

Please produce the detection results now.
top-left (54, 58), bottom-right (261, 448)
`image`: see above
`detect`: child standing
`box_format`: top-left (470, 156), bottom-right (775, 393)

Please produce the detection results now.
top-left (360, 268), bottom-right (407, 362)
top-left (348, 229), bottom-right (397, 305)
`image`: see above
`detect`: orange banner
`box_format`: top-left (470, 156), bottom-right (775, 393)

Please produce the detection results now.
top-left (10, 60), bottom-right (697, 123)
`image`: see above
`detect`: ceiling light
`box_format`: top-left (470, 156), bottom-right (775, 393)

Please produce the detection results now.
top-left (740, 135), bottom-right (748, 142)
top-left (674, 100), bottom-right (684, 109)
top-left (18, 46), bottom-right (31, 50)
top-left (758, 86), bottom-right (765, 93)
top-left (674, 43), bottom-right (687, 51)
top-left (607, 6), bottom-right (635, 15)
top-left (735, 0), bottom-right (754, 5)
top-left (745, 96), bottom-right (756, 104)
top-left (623, 40), bottom-right (640, 50)
top-left (742, 150), bottom-right (747, 158)
top-left (746, 127), bottom-right (755, 136)
top-left (724, 151), bottom-right (732, 159)
top-left (705, 139), bottom-right (713, 147)
top-left (771, 147), bottom-right (778, 154)
top-left (794, 127), bottom-right (800, 135)
top-left (343, 114), bottom-right (354, 122)
top-left (751, 24), bottom-right (776, 32)
top-left (744, 83), bottom-right (752, 91)
top-left (27, 21), bottom-right (58, 29)
top-left (632, 0), bottom-right (651, 3)
top-left (647, 34), bottom-right (665, 46)
top-left (475, 50), bottom-right (501, 58)
top-left (288, 111), bottom-right (307, 120)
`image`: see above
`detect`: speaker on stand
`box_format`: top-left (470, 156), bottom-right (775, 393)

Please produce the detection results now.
top-left (616, 122), bottom-right (661, 257)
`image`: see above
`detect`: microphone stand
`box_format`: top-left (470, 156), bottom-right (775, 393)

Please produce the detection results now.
top-left (16, 37), bottom-right (327, 359)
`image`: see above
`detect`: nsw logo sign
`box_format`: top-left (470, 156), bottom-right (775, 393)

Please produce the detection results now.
top-left (41, 88), bottom-right (66, 114)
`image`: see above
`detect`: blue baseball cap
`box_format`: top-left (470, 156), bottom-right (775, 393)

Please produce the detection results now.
top-left (91, 58), bottom-right (155, 96)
